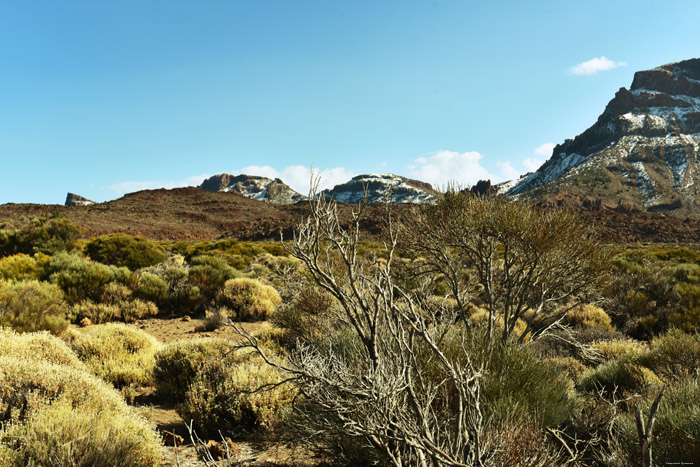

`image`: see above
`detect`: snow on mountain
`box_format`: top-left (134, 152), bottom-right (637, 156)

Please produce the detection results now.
top-left (321, 173), bottom-right (437, 205)
top-left (504, 58), bottom-right (700, 216)
top-left (199, 174), bottom-right (306, 205)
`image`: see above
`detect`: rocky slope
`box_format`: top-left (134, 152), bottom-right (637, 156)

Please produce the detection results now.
top-left (199, 174), bottom-right (305, 205)
top-left (322, 173), bottom-right (437, 204)
top-left (507, 58), bottom-right (700, 216)
top-left (65, 193), bottom-right (95, 206)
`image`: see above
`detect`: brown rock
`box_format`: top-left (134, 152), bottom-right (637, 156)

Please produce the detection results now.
top-left (79, 317), bottom-right (92, 327)
top-left (181, 315), bottom-right (192, 322)
top-left (161, 430), bottom-right (184, 447)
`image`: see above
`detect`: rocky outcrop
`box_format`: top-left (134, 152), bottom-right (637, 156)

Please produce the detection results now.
top-left (65, 193), bottom-right (94, 206)
top-left (506, 58), bottom-right (700, 217)
top-left (322, 174), bottom-right (438, 205)
top-left (199, 174), bottom-right (305, 205)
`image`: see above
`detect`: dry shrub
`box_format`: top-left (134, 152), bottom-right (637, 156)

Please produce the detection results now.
top-left (217, 278), bottom-right (282, 321)
top-left (486, 419), bottom-right (567, 466)
top-left (590, 339), bottom-right (648, 361)
top-left (0, 328), bottom-right (84, 370)
top-left (0, 333), bottom-right (162, 466)
top-left (70, 301), bottom-right (121, 324)
top-left (153, 338), bottom-right (233, 402)
top-left (69, 323), bottom-right (162, 387)
top-left (178, 349), bottom-right (294, 438)
top-left (564, 304), bottom-right (614, 332)
top-left (203, 308), bottom-right (228, 331)
top-left (120, 298), bottom-right (158, 322)
top-left (0, 279), bottom-right (68, 334)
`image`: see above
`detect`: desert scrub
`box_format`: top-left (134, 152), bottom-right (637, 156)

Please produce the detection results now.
top-left (645, 328), bottom-right (700, 382)
top-left (590, 338), bottom-right (648, 361)
top-left (0, 398), bottom-right (162, 467)
top-left (85, 233), bottom-right (166, 270)
top-left (563, 304), bottom-right (614, 332)
top-left (468, 307), bottom-right (530, 339)
top-left (0, 254), bottom-right (39, 281)
top-left (188, 255), bottom-right (242, 299)
top-left (0, 279), bottom-right (69, 334)
top-left (178, 348), bottom-right (294, 438)
top-left (217, 278), bottom-right (282, 321)
top-left (0, 337), bottom-right (162, 466)
top-left (616, 377), bottom-right (700, 465)
top-left (68, 323), bottom-right (162, 387)
top-left (579, 358), bottom-right (661, 396)
top-left (44, 252), bottom-right (133, 304)
top-left (153, 338), bottom-right (233, 402)
top-left (0, 328), bottom-right (84, 370)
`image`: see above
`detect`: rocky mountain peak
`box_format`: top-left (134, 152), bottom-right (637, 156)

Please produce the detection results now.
top-left (322, 173), bottom-right (438, 204)
top-left (506, 58), bottom-right (700, 217)
top-left (65, 193), bottom-right (94, 206)
top-left (199, 174), bottom-right (305, 205)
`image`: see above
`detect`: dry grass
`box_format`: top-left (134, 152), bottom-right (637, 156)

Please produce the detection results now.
top-left (564, 304), bottom-right (614, 332)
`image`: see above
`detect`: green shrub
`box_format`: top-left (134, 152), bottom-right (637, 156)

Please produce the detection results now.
top-left (189, 255), bottom-right (242, 299)
top-left (579, 358), bottom-right (661, 395)
top-left (0, 279), bottom-right (69, 334)
top-left (45, 253), bottom-right (133, 304)
top-left (68, 323), bottom-right (162, 387)
top-left (590, 339), bottom-right (648, 361)
top-left (135, 272), bottom-right (169, 306)
top-left (645, 328), bottom-right (700, 382)
top-left (441, 326), bottom-right (577, 428)
top-left (217, 278), bottom-right (281, 321)
top-left (153, 338), bottom-right (233, 402)
top-left (69, 300), bottom-right (121, 324)
top-left (178, 349), bottom-right (294, 438)
top-left (85, 234), bottom-right (166, 270)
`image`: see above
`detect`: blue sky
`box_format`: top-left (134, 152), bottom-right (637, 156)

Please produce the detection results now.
top-left (2, 0), bottom-right (699, 204)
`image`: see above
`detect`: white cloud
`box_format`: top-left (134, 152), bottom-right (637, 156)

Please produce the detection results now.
top-left (522, 158), bottom-right (544, 172)
top-left (408, 150), bottom-right (495, 188)
top-left (106, 174), bottom-right (210, 195)
top-left (240, 165), bottom-right (354, 194)
top-left (569, 56), bottom-right (627, 75)
top-left (496, 161), bottom-right (519, 181)
top-left (534, 143), bottom-right (555, 157)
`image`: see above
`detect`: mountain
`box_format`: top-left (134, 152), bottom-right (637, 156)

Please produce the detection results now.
top-left (65, 193), bottom-right (95, 207)
top-left (506, 58), bottom-right (700, 216)
top-left (199, 174), bottom-right (305, 205)
top-left (322, 173), bottom-right (438, 204)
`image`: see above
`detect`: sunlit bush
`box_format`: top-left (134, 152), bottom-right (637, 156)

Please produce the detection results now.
top-left (217, 278), bottom-right (281, 321)
top-left (68, 323), bottom-right (162, 387)
top-left (0, 279), bottom-right (68, 334)
top-left (563, 304), bottom-right (614, 332)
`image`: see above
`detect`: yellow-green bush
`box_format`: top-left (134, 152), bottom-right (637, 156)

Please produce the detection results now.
top-left (590, 339), bottom-right (648, 361)
top-left (0, 332), bottom-right (162, 466)
top-left (85, 233), bottom-right (166, 270)
top-left (548, 356), bottom-right (588, 383)
top-left (645, 328), bottom-right (700, 382)
top-left (468, 308), bottom-right (530, 339)
top-left (45, 252), bottom-right (133, 304)
top-left (1, 398), bottom-right (162, 467)
top-left (0, 328), bottom-right (84, 369)
top-left (68, 323), bottom-right (162, 387)
top-left (579, 358), bottom-right (661, 395)
top-left (0, 279), bottom-right (68, 334)
top-left (153, 338), bottom-right (233, 402)
top-left (0, 254), bottom-right (38, 281)
top-left (217, 278), bottom-right (282, 321)
top-left (178, 349), bottom-right (294, 438)
top-left (563, 304), bottom-right (614, 332)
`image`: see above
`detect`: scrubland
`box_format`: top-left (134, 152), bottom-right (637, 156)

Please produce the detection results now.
top-left (0, 195), bottom-right (699, 466)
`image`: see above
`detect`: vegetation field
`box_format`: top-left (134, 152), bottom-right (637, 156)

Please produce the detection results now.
top-left (1, 192), bottom-right (699, 466)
